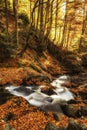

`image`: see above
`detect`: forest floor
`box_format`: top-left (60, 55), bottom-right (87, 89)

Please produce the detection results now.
top-left (0, 43), bottom-right (87, 130)
top-left (0, 46), bottom-right (68, 130)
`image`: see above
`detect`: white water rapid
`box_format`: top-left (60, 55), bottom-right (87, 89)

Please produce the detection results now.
top-left (5, 75), bottom-right (74, 111)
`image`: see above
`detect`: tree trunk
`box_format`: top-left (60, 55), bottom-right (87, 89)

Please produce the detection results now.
top-left (36, 1), bottom-right (40, 30)
top-left (49, 0), bottom-right (53, 33)
top-left (61, 0), bottom-right (68, 47)
top-left (54, 0), bottom-right (58, 41)
top-left (5, 0), bottom-right (9, 43)
top-left (45, 0), bottom-right (50, 38)
top-left (79, 0), bottom-right (86, 51)
top-left (39, 0), bottom-right (44, 46)
top-left (13, 0), bottom-right (19, 46)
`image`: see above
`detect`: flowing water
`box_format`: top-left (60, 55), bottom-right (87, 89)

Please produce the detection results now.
top-left (1, 75), bottom-right (74, 112)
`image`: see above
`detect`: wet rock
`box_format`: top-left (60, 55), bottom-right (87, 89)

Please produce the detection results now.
top-left (80, 124), bottom-right (87, 130)
top-left (53, 112), bottom-right (63, 121)
top-left (4, 112), bottom-right (14, 122)
top-left (0, 86), bottom-right (12, 105)
top-left (41, 87), bottom-right (56, 96)
top-left (4, 124), bottom-right (12, 130)
top-left (81, 106), bottom-right (87, 116)
top-left (62, 104), bottom-right (80, 117)
top-left (4, 124), bottom-right (16, 130)
top-left (67, 119), bottom-right (80, 130)
top-left (45, 122), bottom-right (58, 130)
top-left (67, 99), bottom-right (79, 104)
top-left (45, 122), bottom-right (66, 130)
top-left (79, 91), bottom-right (87, 100)
top-left (40, 103), bottom-right (64, 115)
top-left (67, 119), bottom-right (87, 130)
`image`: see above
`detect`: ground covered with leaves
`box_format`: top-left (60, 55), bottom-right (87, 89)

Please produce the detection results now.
top-left (0, 47), bottom-right (67, 130)
top-left (0, 45), bottom-right (87, 130)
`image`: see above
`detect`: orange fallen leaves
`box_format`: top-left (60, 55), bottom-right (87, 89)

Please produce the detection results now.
top-left (0, 68), bottom-right (28, 85)
top-left (0, 97), bottom-right (68, 130)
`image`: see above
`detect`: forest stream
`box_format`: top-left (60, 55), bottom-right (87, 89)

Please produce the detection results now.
top-left (3, 75), bottom-right (74, 110)
top-left (1, 73), bottom-right (87, 130)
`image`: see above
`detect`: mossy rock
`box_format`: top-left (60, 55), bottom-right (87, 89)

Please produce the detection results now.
top-left (67, 119), bottom-right (87, 130)
top-left (62, 104), bottom-right (80, 117)
top-left (45, 122), bottom-right (58, 130)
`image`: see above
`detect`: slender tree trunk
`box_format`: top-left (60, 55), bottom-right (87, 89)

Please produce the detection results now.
top-left (45, 0), bottom-right (50, 37)
top-left (40, 0), bottom-right (43, 33)
top-left (31, 0), bottom-right (38, 27)
top-left (5, 0), bottom-right (9, 43)
top-left (39, 0), bottom-right (44, 45)
top-left (16, 0), bottom-right (19, 46)
top-left (54, 0), bottom-right (58, 41)
top-left (61, 0), bottom-right (68, 47)
top-left (61, 0), bottom-right (75, 49)
top-left (79, 0), bottom-right (86, 51)
top-left (50, 0), bottom-right (53, 33)
top-left (29, 0), bottom-right (32, 24)
top-left (13, 0), bottom-right (19, 46)
top-left (36, 1), bottom-right (40, 30)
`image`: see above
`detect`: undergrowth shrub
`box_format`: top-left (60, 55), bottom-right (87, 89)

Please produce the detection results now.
top-left (19, 13), bottom-right (29, 26)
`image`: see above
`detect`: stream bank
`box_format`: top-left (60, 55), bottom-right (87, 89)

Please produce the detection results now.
top-left (1, 72), bottom-right (87, 130)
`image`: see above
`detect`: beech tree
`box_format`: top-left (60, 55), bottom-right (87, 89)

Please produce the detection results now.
top-left (13, 0), bottom-right (19, 46)
top-left (2, 0), bottom-right (87, 52)
top-left (79, 0), bottom-right (87, 51)
top-left (5, 0), bottom-right (9, 43)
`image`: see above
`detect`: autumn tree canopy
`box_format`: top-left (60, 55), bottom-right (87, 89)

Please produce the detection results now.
top-left (0, 0), bottom-right (87, 52)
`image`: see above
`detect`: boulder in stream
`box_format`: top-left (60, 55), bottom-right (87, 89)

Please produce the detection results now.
top-left (45, 122), bottom-right (58, 130)
top-left (45, 122), bottom-right (66, 130)
top-left (81, 106), bottom-right (87, 116)
top-left (62, 104), bottom-right (80, 118)
top-left (67, 119), bottom-right (87, 130)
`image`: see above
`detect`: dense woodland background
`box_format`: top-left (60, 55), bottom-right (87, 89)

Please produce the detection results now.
top-left (0, 0), bottom-right (87, 52)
